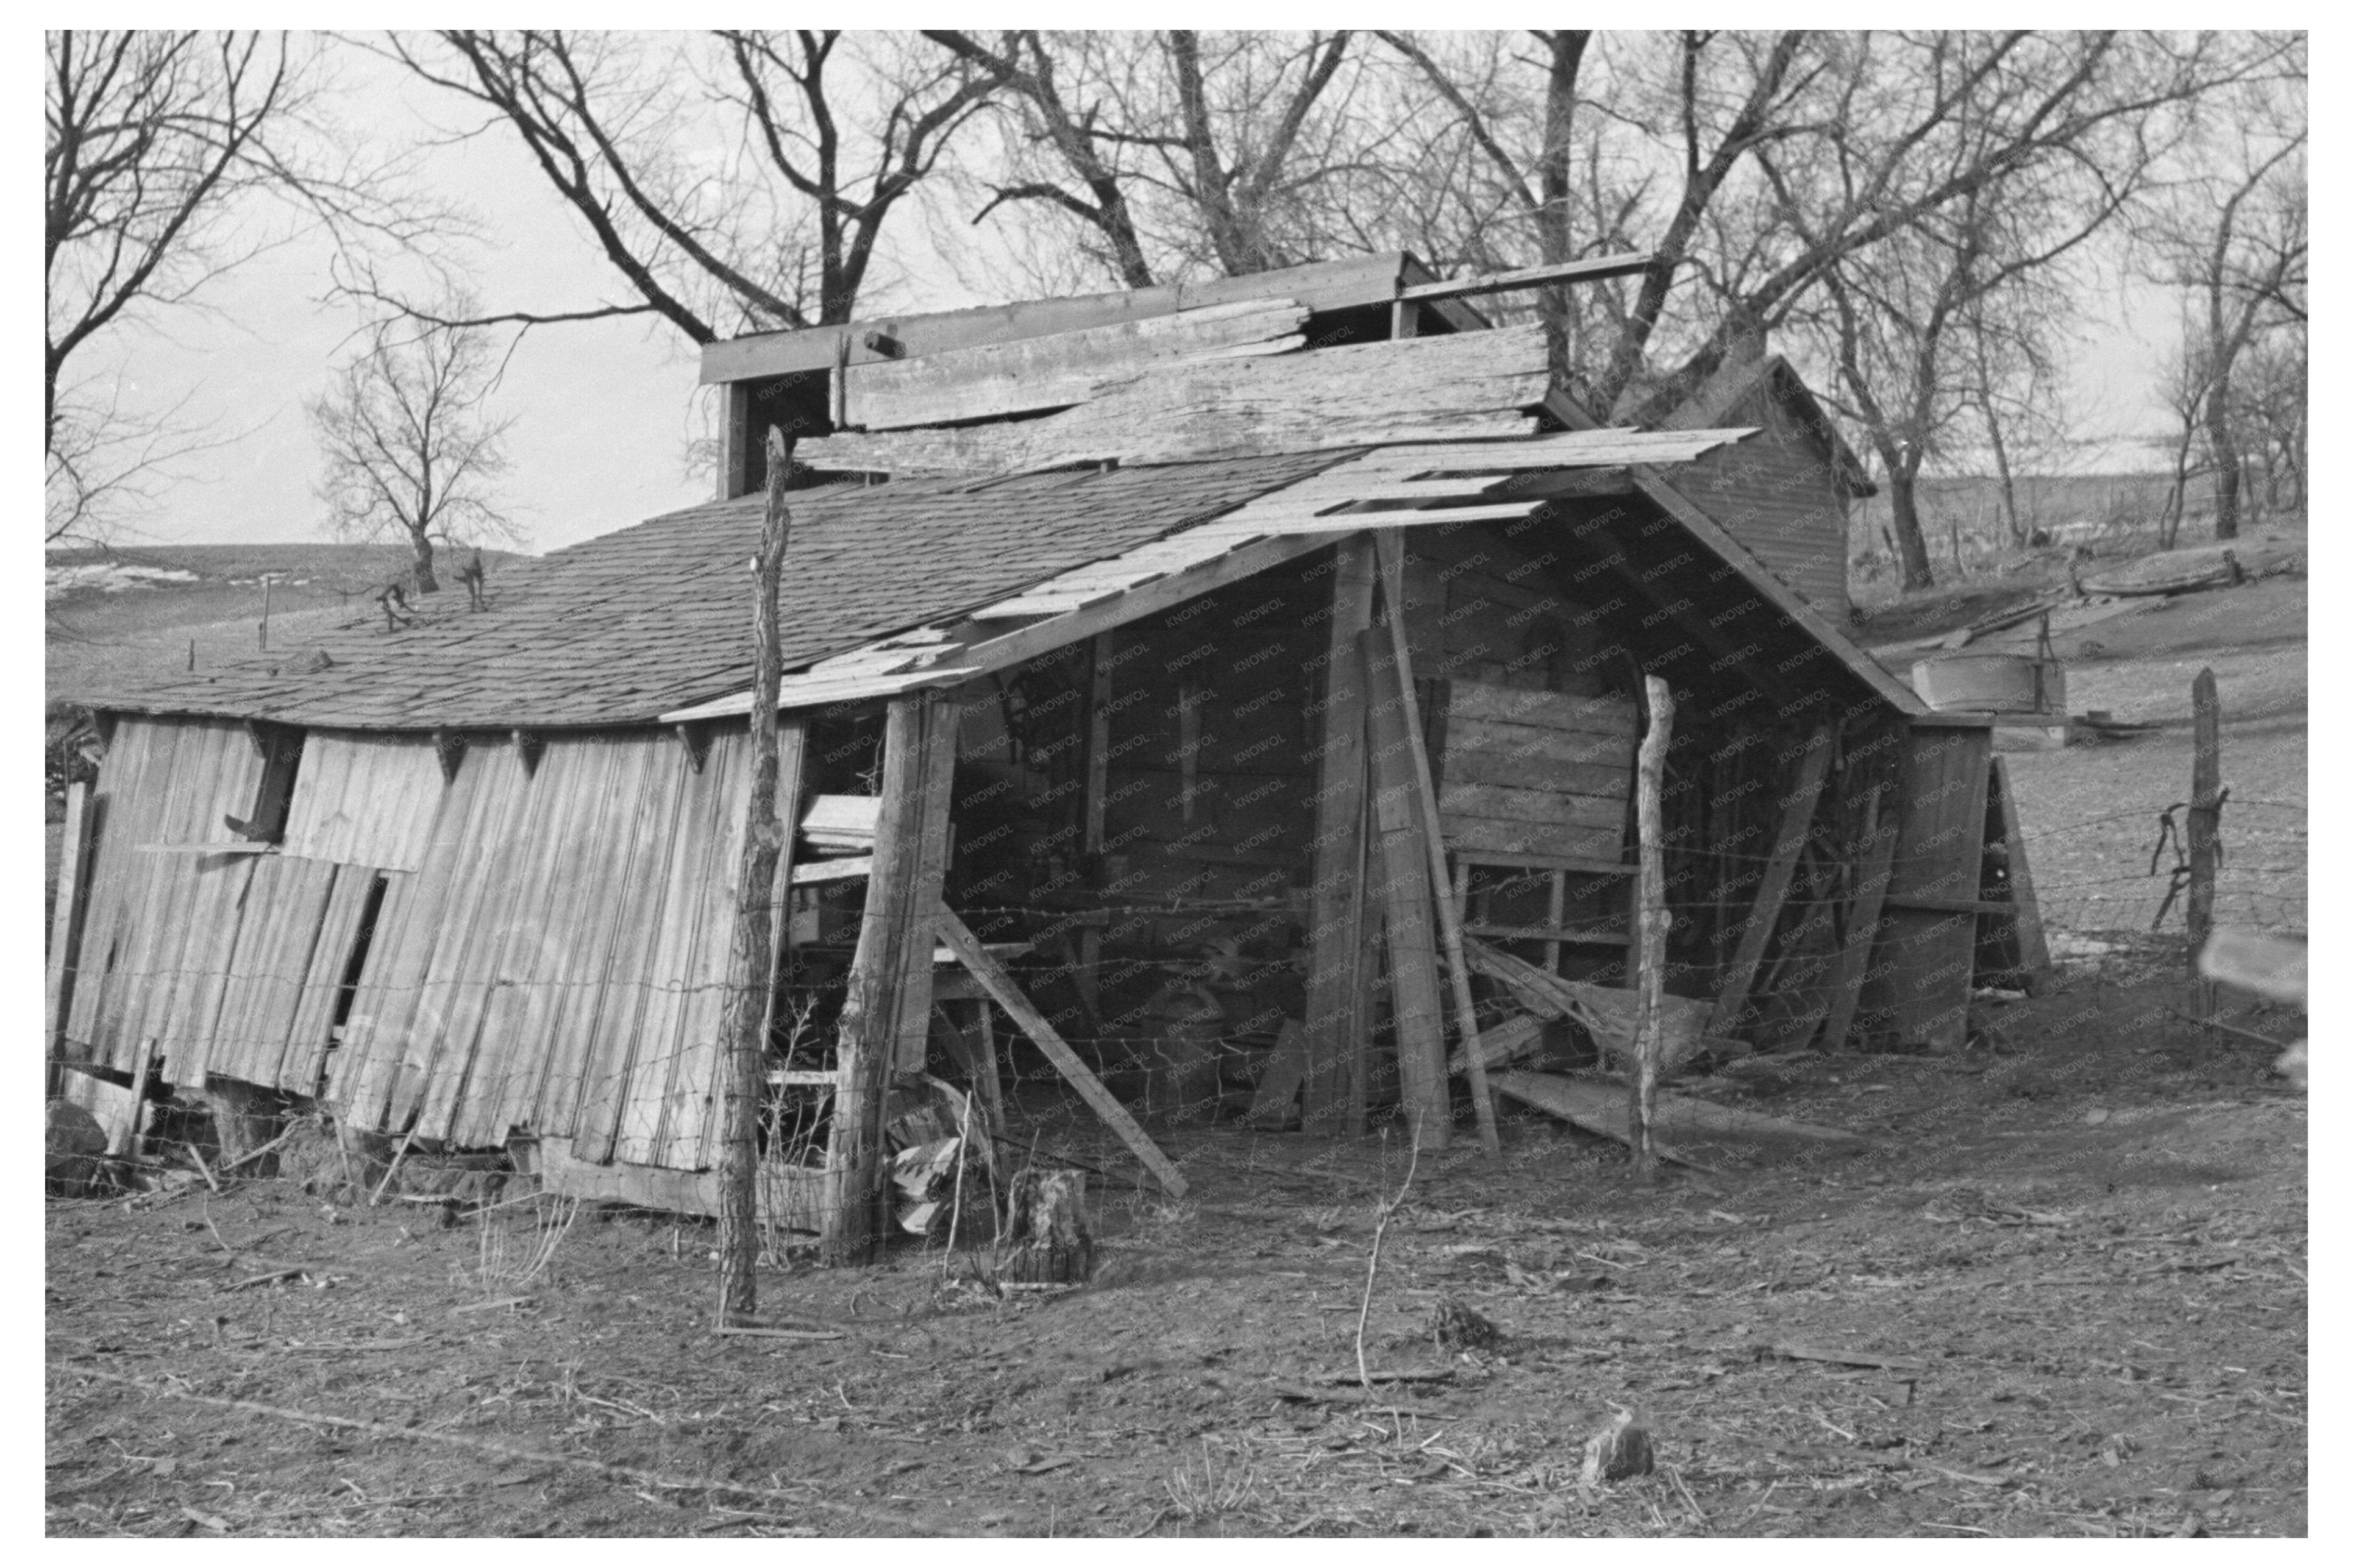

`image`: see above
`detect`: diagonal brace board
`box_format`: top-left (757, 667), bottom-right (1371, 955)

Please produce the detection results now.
top-left (1707, 727), bottom-right (1835, 1037)
top-left (931, 904), bottom-right (1189, 1197)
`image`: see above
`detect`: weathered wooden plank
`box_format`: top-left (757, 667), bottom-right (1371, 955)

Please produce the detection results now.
top-left (933, 906), bottom-right (1189, 1197)
top-left (1442, 715), bottom-right (1636, 770)
top-left (800, 325), bottom-right (1550, 474)
top-left (1821, 783), bottom-right (1898, 1054)
top-left (1442, 816), bottom-right (1624, 862)
top-left (844, 297), bottom-right (1309, 430)
top-left (1363, 630), bottom-right (1450, 1152)
top-left (1446, 682), bottom-right (1638, 734)
top-left (1705, 728), bottom-right (1834, 1037)
top-left (1438, 781), bottom-right (1627, 832)
top-left (1437, 746), bottom-right (1630, 796)
top-left (45, 779), bottom-right (94, 1060)
top-left (1397, 251), bottom-right (1653, 302)
top-left (527, 1135), bottom-right (829, 1234)
top-left (700, 251), bottom-right (1409, 383)
top-left (566, 743), bottom-right (693, 1162)
top-left (280, 864), bottom-right (377, 1097)
top-left (1378, 531), bottom-right (1500, 1157)
top-left (1299, 536), bottom-right (1376, 1134)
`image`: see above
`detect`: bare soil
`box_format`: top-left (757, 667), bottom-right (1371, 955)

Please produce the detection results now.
top-left (46, 962), bottom-right (2306, 1538)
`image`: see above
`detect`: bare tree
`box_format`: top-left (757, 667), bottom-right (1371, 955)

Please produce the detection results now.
top-left (308, 313), bottom-right (521, 594)
top-left (46, 29), bottom-right (428, 545)
top-left (928, 30), bottom-right (1382, 289)
top-left (372, 31), bottom-right (992, 342)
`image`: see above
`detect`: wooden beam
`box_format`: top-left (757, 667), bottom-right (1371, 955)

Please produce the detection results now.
top-left (717, 381), bottom-right (755, 500)
top-left (44, 779), bottom-right (94, 1064)
top-left (2187, 669), bottom-right (2222, 1023)
top-left (1987, 757), bottom-right (2052, 993)
top-left (1376, 531), bottom-right (1498, 1158)
top-left (932, 905), bottom-right (1189, 1196)
top-left (1300, 535), bottom-right (1376, 1134)
top-left (844, 298), bottom-right (1308, 431)
top-left (822, 690), bottom-right (956, 1265)
top-left (1245, 1018), bottom-right (1310, 1128)
top-left (700, 252), bottom-right (1411, 384)
top-left (1397, 251), bottom-right (1654, 303)
top-left (1362, 626), bottom-right (1451, 1152)
top-left (1707, 728), bottom-right (1835, 1036)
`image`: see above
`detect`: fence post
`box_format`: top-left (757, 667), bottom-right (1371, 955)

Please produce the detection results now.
top-left (1629, 675), bottom-right (1674, 1182)
top-left (2187, 668), bottom-right (2223, 1035)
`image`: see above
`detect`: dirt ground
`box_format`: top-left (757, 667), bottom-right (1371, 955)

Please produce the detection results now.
top-left (46, 945), bottom-right (2306, 1538)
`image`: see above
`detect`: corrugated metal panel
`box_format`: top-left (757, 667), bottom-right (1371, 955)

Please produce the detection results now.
top-left (280, 732), bottom-right (443, 871)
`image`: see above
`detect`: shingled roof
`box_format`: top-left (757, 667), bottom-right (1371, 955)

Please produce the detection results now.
top-left (76, 450), bottom-right (1348, 731)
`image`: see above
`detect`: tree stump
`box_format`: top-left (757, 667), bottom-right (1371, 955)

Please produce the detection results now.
top-left (997, 1169), bottom-right (1094, 1284)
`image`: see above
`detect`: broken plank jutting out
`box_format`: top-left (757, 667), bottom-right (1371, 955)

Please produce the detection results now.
top-left (843, 297), bottom-right (1309, 430)
top-left (799, 325), bottom-right (1550, 475)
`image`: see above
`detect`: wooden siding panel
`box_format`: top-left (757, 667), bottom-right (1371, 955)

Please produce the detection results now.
top-left (204, 854), bottom-right (339, 1088)
top-left (282, 865), bottom-right (378, 1096)
top-left (556, 739), bottom-right (688, 1162)
top-left (280, 733), bottom-right (444, 871)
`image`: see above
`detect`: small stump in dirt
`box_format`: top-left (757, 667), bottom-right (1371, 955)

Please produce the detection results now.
top-left (997, 1169), bottom-right (1093, 1283)
top-left (1430, 1296), bottom-right (1501, 1351)
top-left (1581, 1410), bottom-right (1655, 1484)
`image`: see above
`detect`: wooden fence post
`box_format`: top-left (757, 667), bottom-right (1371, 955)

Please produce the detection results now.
top-left (1629, 676), bottom-right (1673, 1181)
top-left (2187, 667), bottom-right (2223, 1032)
top-left (717, 433), bottom-right (794, 1324)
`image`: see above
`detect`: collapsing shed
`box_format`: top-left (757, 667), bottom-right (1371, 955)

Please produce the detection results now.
top-left (49, 251), bottom-right (2047, 1258)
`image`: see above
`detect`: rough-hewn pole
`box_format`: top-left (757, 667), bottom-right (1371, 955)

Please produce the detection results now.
top-left (2187, 667), bottom-right (2223, 1034)
top-left (716, 431), bottom-right (794, 1325)
top-left (1629, 675), bottom-right (1674, 1182)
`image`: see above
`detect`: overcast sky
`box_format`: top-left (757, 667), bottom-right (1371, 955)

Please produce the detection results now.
top-left (77, 35), bottom-right (2187, 559)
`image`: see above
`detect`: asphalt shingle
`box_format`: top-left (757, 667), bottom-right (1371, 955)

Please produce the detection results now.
top-left (74, 452), bottom-right (1347, 731)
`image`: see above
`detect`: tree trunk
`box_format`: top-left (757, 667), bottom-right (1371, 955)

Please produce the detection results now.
top-left (1886, 467), bottom-right (1937, 591)
top-left (716, 432), bottom-right (794, 1325)
top-left (1986, 409), bottom-right (2023, 547)
top-left (2207, 368), bottom-right (2240, 541)
top-left (409, 532), bottom-right (439, 594)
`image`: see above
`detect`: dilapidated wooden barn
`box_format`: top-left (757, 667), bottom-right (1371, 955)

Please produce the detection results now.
top-left (48, 251), bottom-right (2047, 1259)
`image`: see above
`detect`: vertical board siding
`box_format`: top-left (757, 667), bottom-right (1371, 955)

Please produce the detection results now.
top-left (661, 726), bottom-right (772, 1169)
top-left (76, 717), bottom-right (757, 1169)
top-left (280, 733), bottom-right (444, 871)
top-left (61, 718), bottom-right (267, 1079)
top-left (316, 727), bottom-right (752, 1167)
top-left (205, 854), bottom-right (340, 1087)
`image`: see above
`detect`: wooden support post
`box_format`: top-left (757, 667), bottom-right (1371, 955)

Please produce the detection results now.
top-left (717, 433), bottom-right (795, 1322)
top-left (2187, 668), bottom-right (2223, 1027)
top-left (1364, 630), bottom-right (1451, 1152)
top-left (1629, 678), bottom-right (1673, 1182)
top-left (1821, 783), bottom-right (1898, 1054)
top-left (1706, 728), bottom-right (1835, 1038)
top-left (1987, 757), bottom-right (2052, 993)
top-left (46, 779), bottom-right (95, 1070)
top-left (1301, 535), bottom-right (1377, 1133)
top-left (115, 1037), bottom-right (157, 1158)
top-left (822, 690), bottom-right (958, 1266)
top-left (933, 905), bottom-right (1189, 1196)
top-left (1375, 532), bottom-right (1498, 1158)
top-left (719, 382), bottom-right (756, 500)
